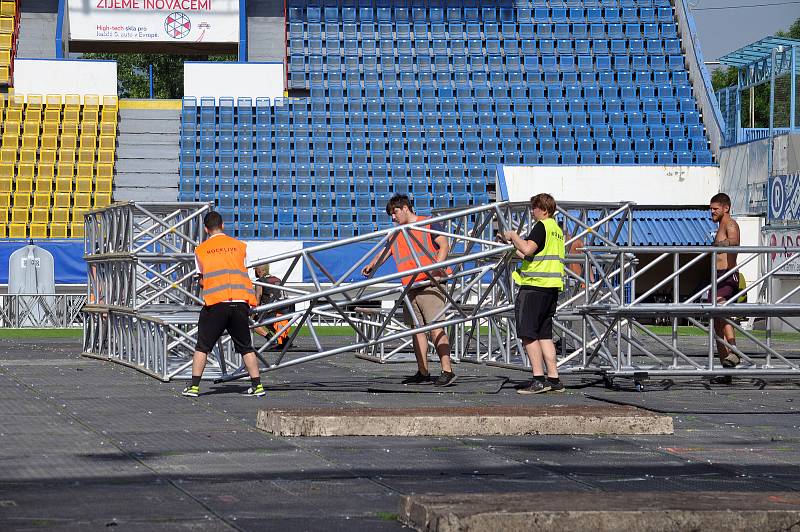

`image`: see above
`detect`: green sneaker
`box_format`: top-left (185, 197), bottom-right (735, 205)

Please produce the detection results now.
top-left (243, 384), bottom-right (266, 397)
top-left (181, 385), bottom-right (199, 397)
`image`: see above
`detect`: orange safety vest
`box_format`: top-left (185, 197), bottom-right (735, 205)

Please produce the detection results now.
top-left (390, 216), bottom-right (452, 285)
top-left (195, 234), bottom-right (257, 306)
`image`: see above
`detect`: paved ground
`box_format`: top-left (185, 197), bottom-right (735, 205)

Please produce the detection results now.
top-left (1, 337), bottom-right (799, 531)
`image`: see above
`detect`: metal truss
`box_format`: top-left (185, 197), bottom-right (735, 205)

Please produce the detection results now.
top-left (578, 245), bottom-right (800, 383)
top-left (0, 294), bottom-right (86, 327)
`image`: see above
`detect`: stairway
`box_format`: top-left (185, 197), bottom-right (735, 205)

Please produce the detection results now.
top-left (15, 0), bottom-right (58, 59)
top-left (247, 0), bottom-right (286, 63)
top-left (114, 108), bottom-right (180, 202)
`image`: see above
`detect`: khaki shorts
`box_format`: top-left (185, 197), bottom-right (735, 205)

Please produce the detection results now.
top-left (404, 286), bottom-right (447, 327)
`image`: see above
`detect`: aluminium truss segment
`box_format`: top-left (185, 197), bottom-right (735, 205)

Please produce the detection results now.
top-left (578, 245), bottom-right (800, 379)
top-left (220, 201), bottom-right (633, 382)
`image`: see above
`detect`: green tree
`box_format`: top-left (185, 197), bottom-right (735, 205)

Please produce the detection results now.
top-left (82, 53), bottom-right (235, 99)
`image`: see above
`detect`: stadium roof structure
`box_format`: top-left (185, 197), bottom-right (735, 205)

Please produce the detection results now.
top-left (719, 36), bottom-right (800, 73)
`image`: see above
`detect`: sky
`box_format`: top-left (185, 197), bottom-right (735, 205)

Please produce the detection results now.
top-left (687, 0), bottom-right (800, 62)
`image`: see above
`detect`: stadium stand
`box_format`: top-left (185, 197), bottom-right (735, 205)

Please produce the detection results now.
top-left (0, 93), bottom-right (117, 238)
top-left (180, 0), bottom-right (716, 240)
top-left (0, 0), bottom-right (20, 85)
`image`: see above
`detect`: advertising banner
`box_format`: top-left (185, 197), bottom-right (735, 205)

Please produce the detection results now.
top-left (764, 228), bottom-right (800, 276)
top-left (68, 0), bottom-right (239, 43)
top-left (768, 173), bottom-right (800, 223)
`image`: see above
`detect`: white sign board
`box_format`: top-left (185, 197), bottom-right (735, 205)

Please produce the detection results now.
top-left (764, 229), bottom-right (800, 276)
top-left (184, 62), bottom-right (284, 102)
top-left (13, 59), bottom-right (117, 98)
top-left (68, 0), bottom-right (239, 43)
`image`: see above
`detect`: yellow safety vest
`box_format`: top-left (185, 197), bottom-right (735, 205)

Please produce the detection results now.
top-left (512, 217), bottom-right (565, 290)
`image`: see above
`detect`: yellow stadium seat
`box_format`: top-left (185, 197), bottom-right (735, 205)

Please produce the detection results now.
top-left (42, 121), bottom-right (59, 135)
top-left (0, 147), bottom-right (16, 163)
top-left (35, 180), bottom-right (52, 195)
top-left (78, 148), bottom-right (95, 164)
top-left (79, 134), bottom-right (97, 150)
top-left (29, 223), bottom-right (48, 239)
top-left (84, 94), bottom-right (100, 109)
top-left (63, 107), bottom-right (79, 123)
top-left (0, 34), bottom-right (11, 52)
top-left (37, 163), bottom-right (55, 180)
top-left (60, 134), bottom-right (77, 150)
top-left (51, 208), bottom-right (70, 223)
top-left (1, 133), bottom-right (17, 149)
top-left (0, 193), bottom-right (9, 209)
top-left (0, 224), bottom-right (6, 238)
top-left (99, 122), bottom-right (117, 135)
top-left (0, 177), bottom-right (11, 192)
top-left (18, 163), bottom-right (35, 180)
top-left (95, 177), bottom-right (112, 194)
top-left (82, 109), bottom-right (99, 125)
top-left (0, 209), bottom-right (7, 223)
top-left (101, 110), bottom-right (118, 124)
top-left (0, 66), bottom-right (8, 85)
top-left (24, 111), bottom-right (42, 126)
top-left (74, 193), bottom-right (92, 209)
top-left (98, 135), bottom-right (116, 150)
top-left (70, 222), bottom-right (84, 239)
top-left (75, 177), bottom-right (92, 193)
top-left (56, 163), bottom-right (74, 180)
top-left (53, 193), bottom-right (71, 209)
top-left (43, 108), bottom-right (60, 122)
top-left (31, 209), bottom-right (49, 223)
top-left (27, 95), bottom-right (44, 110)
top-left (94, 193), bottom-right (112, 208)
top-left (61, 122), bottom-right (79, 137)
top-left (98, 149), bottom-right (115, 163)
top-left (97, 164), bottom-right (113, 180)
top-left (15, 178), bottom-right (33, 194)
top-left (0, 162), bottom-right (12, 178)
top-left (9, 223), bottom-right (27, 239)
top-left (41, 134), bottom-right (58, 150)
top-left (103, 95), bottom-right (119, 109)
top-left (13, 194), bottom-right (31, 209)
top-left (33, 191), bottom-right (51, 206)
top-left (1, 2), bottom-right (16, 18)
top-left (76, 163), bottom-right (94, 179)
top-left (72, 208), bottom-right (89, 222)
top-left (8, 93), bottom-right (24, 108)
top-left (21, 134), bottom-right (39, 150)
top-left (39, 150), bottom-right (56, 166)
top-left (55, 178), bottom-right (72, 193)
top-left (46, 94), bottom-right (63, 107)
top-left (50, 223), bottom-right (68, 238)
top-left (19, 149), bottom-right (37, 164)
top-left (0, 17), bottom-right (13, 34)
top-left (2, 121), bottom-right (19, 136)
top-left (58, 148), bottom-right (76, 164)
top-left (11, 207), bottom-right (28, 223)
top-left (65, 94), bottom-right (81, 107)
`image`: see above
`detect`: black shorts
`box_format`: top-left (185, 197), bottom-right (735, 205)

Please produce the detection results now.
top-left (515, 287), bottom-right (559, 341)
top-left (715, 270), bottom-right (740, 301)
top-left (195, 302), bottom-right (255, 355)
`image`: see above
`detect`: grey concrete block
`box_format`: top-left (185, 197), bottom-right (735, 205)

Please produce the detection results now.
top-left (114, 187), bottom-right (178, 202)
top-left (400, 491), bottom-right (800, 532)
top-left (256, 406), bottom-right (674, 437)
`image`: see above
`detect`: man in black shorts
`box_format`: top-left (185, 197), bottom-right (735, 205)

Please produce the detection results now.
top-left (182, 211), bottom-right (265, 398)
top-left (502, 193), bottom-right (566, 394)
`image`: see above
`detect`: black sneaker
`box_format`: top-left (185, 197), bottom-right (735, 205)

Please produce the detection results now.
top-left (517, 380), bottom-right (551, 395)
top-left (434, 371), bottom-right (458, 387)
top-left (547, 379), bottom-right (565, 393)
top-left (401, 371), bottom-right (432, 385)
top-left (710, 375), bottom-right (733, 385)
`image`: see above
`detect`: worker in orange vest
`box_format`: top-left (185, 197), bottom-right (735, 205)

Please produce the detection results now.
top-left (362, 194), bottom-right (457, 387)
top-left (182, 211), bottom-right (264, 398)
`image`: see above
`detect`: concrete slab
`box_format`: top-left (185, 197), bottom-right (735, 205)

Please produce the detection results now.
top-left (399, 491), bottom-right (800, 532)
top-left (256, 406), bottom-right (674, 437)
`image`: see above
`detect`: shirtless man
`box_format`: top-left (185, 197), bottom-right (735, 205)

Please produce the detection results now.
top-left (709, 193), bottom-right (741, 383)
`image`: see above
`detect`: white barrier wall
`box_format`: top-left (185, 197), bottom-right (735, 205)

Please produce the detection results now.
top-left (184, 62), bottom-right (284, 103)
top-left (244, 241), bottom-right (303, 283)
top-left (499, 165), bottom-right (720, 205)
top-left (13, 59), bottom-right (117, 98)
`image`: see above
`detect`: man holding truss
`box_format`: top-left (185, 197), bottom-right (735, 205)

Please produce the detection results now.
top-left (182, 211), bottom-right (265, 398)
top-left (501, 193), bottom-right (566, 395)
top-left (361, 194), bottom-right (458, 387)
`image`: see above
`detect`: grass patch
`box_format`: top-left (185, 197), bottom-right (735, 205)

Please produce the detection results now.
top-left (375, 512), bottom-right (398, 522)
top-left (0, 328), bottom-right (82, 339)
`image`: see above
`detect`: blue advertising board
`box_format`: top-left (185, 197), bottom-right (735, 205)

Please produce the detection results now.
top-left (769, 174), bottom-right (800, 222)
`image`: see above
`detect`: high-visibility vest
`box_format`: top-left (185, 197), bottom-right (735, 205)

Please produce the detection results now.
top-left (195, 234), bottom-right (257, 306)
top-left (512, 217), bottom-right (565, 290)
top-left (390, 216), bottom-right (452, 285)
